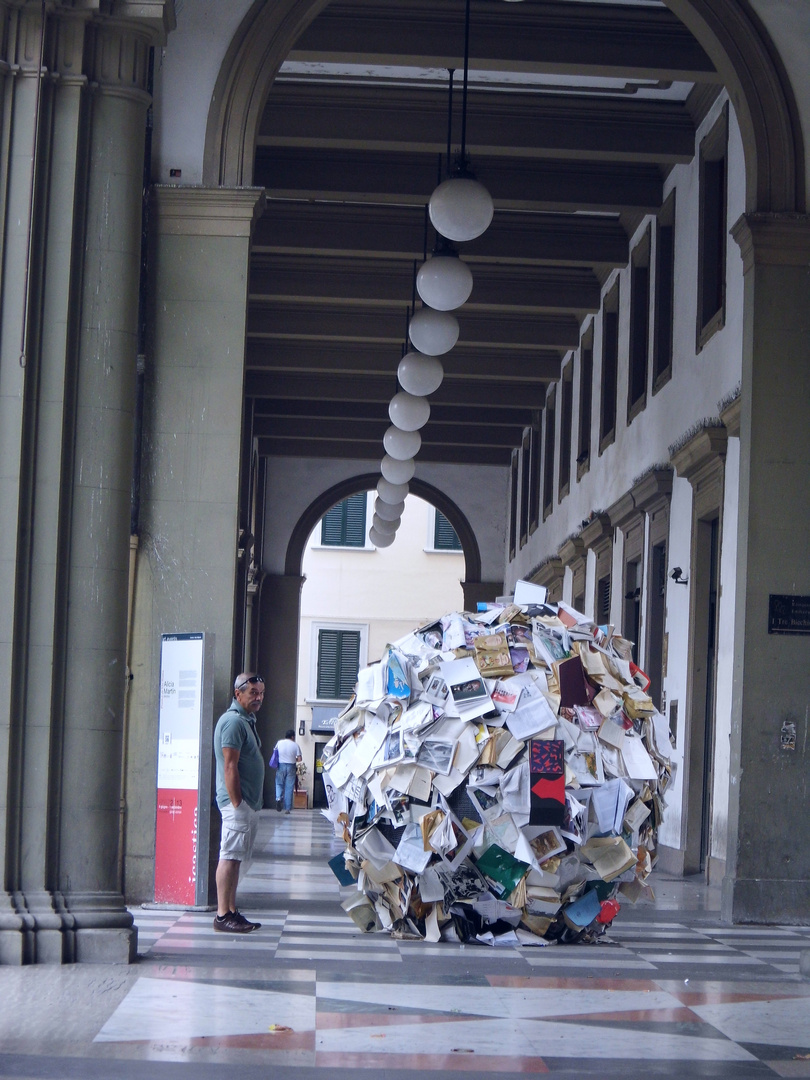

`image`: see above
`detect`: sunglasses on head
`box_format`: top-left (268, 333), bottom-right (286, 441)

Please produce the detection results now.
top-left (236, 676), bottom-right (265, 691)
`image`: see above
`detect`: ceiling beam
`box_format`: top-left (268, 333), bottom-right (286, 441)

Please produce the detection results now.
top-left (253, 397), bottom-right (540, 428)
top-left (254, 149), bottom-right (663, 215)
top-left (248, 258), bottom-right (602, 313)
top-left (253, 201), bottom-right (631, 267)
top-left (253, 416), bottom-right (524, 447)
top-left (246, 371), bottom-right (549, 408)
top-left (247, 303), bottom-right (581, 349)
top-left (259, 86), bottom-right (695, 165)
top-left (245, 340), bottom-right (561, 382)
top-left (256, 437), bottom-right (513, 466)
top-left (287, 0), bottom-right (717, 83)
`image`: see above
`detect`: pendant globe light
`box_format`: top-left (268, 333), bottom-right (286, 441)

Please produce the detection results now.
top-left (428, 1), bottom-right (494, 244)
top-left (369, 526), bottom-right (395, 548)
top-left (381, 454), bottom-right (415, 484)
top-left (372, 513), bottom-right (400, 535)
top-left (408, 307), bottom-right (459, 356)
top-left (416, 242), bottom-right (473, 311)
top-left (375, 497), bottom-right (405, 521)
top-left (383, 426), bottom-right (420, 462)
top-left (397, 350), bottom-right (444, 397)
top-left (377, 477), bottom-right (409, 504)
top-left (389, 390), bottom-right (430, 432)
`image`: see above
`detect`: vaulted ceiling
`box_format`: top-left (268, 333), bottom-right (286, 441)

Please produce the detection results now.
top-left (247, 0), bottom-right (721, 466)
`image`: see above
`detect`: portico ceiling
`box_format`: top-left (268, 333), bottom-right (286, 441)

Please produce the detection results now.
top-left (247, 0), bottom-right (720, 466)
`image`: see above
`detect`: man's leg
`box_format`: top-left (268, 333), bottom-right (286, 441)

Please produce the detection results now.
top-left (216, 857), bottom-right (240, 916)
top-left (284, 765), bottom-right (295, 812)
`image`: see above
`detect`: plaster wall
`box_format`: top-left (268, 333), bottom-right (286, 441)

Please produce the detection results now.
top-left (263, 456), bottom-right (508, 584)
top-left (152, 0), bottom-right (253, 184)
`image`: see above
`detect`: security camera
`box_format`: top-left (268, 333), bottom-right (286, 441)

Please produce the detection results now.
top-left (670, 567), bottom-right (688, 585)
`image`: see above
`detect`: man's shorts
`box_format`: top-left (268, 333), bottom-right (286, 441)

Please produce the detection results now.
top-left (219, 801), bottom-right (258, 861)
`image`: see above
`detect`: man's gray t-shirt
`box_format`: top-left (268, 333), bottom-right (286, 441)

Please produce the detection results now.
top-left (214, 701), bottom-right (265, 811)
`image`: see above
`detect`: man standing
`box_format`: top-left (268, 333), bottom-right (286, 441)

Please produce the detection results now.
top-left (212, 673), bottom-right (266, 933)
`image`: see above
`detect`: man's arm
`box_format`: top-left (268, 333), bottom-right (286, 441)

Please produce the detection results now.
top-left (222, 746), bottom-right (242, 807)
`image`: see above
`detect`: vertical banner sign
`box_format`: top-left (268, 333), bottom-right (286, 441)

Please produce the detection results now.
top-left (155, 633), bottom-right (214, 905)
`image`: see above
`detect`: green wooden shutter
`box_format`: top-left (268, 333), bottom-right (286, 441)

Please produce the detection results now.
top-left (317, 629), bottom-right (361, 699)
top-left (433, 510), bottom-right (462, 550)
top-left (321, 493), bottom-right (367, 546)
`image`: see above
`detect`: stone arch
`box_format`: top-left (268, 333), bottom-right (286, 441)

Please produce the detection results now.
top-left (204, 0), bottom-right (805, 212)
top-left (284, 472), bottom-right (482, 584)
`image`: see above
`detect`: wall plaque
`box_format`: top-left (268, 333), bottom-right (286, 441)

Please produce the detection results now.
top-left (768, 594), bottom-right (810, 635)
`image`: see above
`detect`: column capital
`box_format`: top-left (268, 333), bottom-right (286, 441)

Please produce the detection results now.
top-left (731, 212), bottom-right (810, 274)
top-left (152, 186), bottom-right (267, 238)
top-left (56, 1), bottom-right (176, 42)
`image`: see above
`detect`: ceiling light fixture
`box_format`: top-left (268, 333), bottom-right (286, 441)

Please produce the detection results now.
top-left (377, 477), bottom-right (409, 504)
top-left (383, 426), bottom-right (421, 462)
top-left (368, 526), bottom-right (395, 548)
top-left (416, 240), bottom-right (473, 311)
top-left (428, 3), bottom-right (494, 243)
top-left (389, 390), bottom-right (430, 431)
top-left (408, 307), bottom-right (459, 355)
top-left (397, 350), bottom-right (444, 397)
top-left (380, 454), bottom-right (416, 484)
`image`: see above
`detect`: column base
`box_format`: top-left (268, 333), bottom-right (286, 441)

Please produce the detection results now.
top-left (722, 876), bottom-right (810, 925)
top-left (0, 891), bottom-right (138, 964)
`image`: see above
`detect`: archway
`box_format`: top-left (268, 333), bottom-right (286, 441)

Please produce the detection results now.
top-left (255, 472), bottom-right (491, 803)
top-left (205, 0), bottom-right (804, 214)
top-left (217, 0), bottom-right (810, 921)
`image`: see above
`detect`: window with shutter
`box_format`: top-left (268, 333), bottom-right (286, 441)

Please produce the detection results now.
top-left (433, 510), bottom-right (462, 550)
top-left (320, 493), bottom-right (367, 546)
top-left (597, 575), bottom-right (612, 625)
top-left (316, 629), bottom-right (362, 699)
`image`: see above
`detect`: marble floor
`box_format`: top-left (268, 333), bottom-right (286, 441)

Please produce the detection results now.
top-left (2, 810), bottom-right (810, 1079)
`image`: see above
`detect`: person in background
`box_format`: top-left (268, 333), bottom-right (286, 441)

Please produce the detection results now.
top-left (273, 728), bottom-right (302, 814)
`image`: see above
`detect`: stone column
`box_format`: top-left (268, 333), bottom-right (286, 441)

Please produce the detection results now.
top-left (0, 4), bottom-right (173, 964)
top-left (54, 14), bottom-right (162, 964)
top-left (0, 0), bottom-right (50, 966)
top-left (255, 573), bottom-right (306, 808)
top-left (124, 186), bottom-right (265, 903)
top-left (723, 214), bottom-right (810, 923)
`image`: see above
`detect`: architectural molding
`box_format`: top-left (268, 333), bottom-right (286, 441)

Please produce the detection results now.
top-left (671, 426), bottom-right (728, 484)
top-left (152, 186), bottom-right (266, 237)
top-left (632, 467), bottom-right (674, 512)
top-left (531, 557), bottom-right (564, 589)
top-left (720, 395), bottom-right (742, 437)
top-left (558, 535), bottom-right (585, 567)
top-left (731, 212), bottom-right (810, 273)
top-left (581, 512), bottom-right (613, 550)
top-left (608, 491), bottom-right (640, 533)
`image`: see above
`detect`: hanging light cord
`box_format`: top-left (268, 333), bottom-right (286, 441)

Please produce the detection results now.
top-left (445, 68), bottom-right (455, 176)
top-left (19, 0), bottom-right (47, 368)
top-left (460, 0), bottom-right (471, 164)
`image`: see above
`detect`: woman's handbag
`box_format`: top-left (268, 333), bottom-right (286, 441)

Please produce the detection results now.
top-left (269, 746), bottom-right (280, 769)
